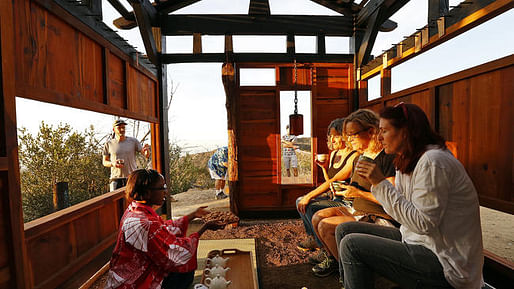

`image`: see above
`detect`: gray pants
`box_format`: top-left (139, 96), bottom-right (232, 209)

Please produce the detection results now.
top-left (336, 222), bottom-right (452, 289)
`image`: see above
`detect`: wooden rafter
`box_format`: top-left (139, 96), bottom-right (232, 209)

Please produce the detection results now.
top-left (128, 0), bottom-right (159, 64)
top-left (161, 15), bottom-right (353, 36)
top-left (160, 53), bottom-right (353, 64)
top-left (249, 0), bottom-right (271, 15)
top-left (107, 0), bottom-right (134, 20)
top-left (309, 0), bottom-right (355, 16)
top-left (360, 0), bottom-right (513, 77)
top-left (355, 0), bottom-right (409, 67)
top-left (113, 0), bottom-right (202, 30)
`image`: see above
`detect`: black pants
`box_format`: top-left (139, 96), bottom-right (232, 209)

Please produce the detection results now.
top-left (161, 271), bottom-right (195, 289)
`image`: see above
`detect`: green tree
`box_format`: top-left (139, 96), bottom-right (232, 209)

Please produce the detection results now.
top-left (18, 122), bottom-right (110, 222)
top-left (168, 143), bottom-right (208, 195)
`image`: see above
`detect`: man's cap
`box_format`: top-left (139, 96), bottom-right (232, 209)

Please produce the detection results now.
top-left (113, 119), bottom-right (128, 127)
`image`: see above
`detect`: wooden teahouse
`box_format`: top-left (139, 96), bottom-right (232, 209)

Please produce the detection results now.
top-left (0, 0), bottom-right (512, 288)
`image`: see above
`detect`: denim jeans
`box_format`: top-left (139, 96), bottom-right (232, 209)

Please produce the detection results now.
top-left (110, 178), bottom-right (127, 191)
top-left (296, 195), bottom-right (345, 246)
top-left (336, 222), bottom-right (452, 289)
top-left (161, 271), bottom-right (194, 289)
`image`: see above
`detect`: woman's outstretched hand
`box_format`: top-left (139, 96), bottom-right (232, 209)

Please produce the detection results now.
top-left (187, 206), bottom-right (210, 221)
top-left (355, 160), bottom-right (386, 185)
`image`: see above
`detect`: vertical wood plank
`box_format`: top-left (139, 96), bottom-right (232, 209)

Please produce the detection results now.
top-left (2, 0), bottom-right (29, 287)
top-left (381, 69), bottom-right (391, 97)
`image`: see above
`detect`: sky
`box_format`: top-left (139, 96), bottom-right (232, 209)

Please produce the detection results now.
top-left (15, 0), bottom-right (514, 153)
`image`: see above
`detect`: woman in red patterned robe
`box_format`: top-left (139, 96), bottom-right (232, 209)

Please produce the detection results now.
top-left (106, 169), bottom-right (224, 289)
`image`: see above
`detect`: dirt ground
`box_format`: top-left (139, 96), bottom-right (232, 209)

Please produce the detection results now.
top-left (90, 188), bottom-right (513, 289)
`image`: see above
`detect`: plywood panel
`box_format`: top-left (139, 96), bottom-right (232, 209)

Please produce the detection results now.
top-left (79, 34), bottom-right (103, 103)
top-left (26, 226), bottom-right (72, 285)
top-left (237, 88), bottom-right (279, 203)
top-left (239, 191), bottom-right (279, 208)
top-left (98, 203), bottom-right (118, 240)
top-left (313, 102), bottom-right (349, 155)
top-left (315, 67), bottom-right (350, 98)
top-left (468, 68), bottom-right (513, 203)
top-left (74, 210), bottom-right (101, 256)
top-left (363, 102), bottom-right (383, 114)
top-left (278, 67), bottom-right (312, 87)
top-left (384, 90), bottom-right (432, 119)
top-left (127, 65), bottom-right (157, 118)
top-left (14, 0), bottom-right (157, 123)
top-left (0, 174), bottom-right (11, 271)
top-left (108, 53), bottom-right (126, 109)
top-left (16, 1), bottom-right (80, 97)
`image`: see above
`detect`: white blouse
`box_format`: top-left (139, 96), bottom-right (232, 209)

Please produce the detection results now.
top-left (372, 147), bottom-right (484, 289)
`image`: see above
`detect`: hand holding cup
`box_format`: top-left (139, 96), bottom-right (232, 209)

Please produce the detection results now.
top-left (115, 159), bottom-right (125, 168)
top-left (355, 155), bottom-right (385, 185)
top-left (315, 153), bottom-right (329, 169)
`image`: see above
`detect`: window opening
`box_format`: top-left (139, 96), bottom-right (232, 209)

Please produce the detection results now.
top-left (367, 74), bottom-right (381, 101)
top-left (16, 97), bottom-right (151, 223)
top-left (280, 91), bottom-right (312, 184)
top-left (391, 9), bottom-right (514, 92)
top-left (239, 68), bottom-right (276, 86)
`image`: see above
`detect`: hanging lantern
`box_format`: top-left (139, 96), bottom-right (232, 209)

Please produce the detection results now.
top-left (289, 59), bottom-right (303, 135)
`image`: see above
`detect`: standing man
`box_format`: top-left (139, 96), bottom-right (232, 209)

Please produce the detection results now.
top-left (103, 119), bottom-right (151, 191)
top-left (207, 146), bottom-right (229, 200)
top-left (282, 125), bottom-right (299, 177)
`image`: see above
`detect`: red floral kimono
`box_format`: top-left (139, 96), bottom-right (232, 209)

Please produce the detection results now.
top-left (106, 201), bottom-right (199, 289)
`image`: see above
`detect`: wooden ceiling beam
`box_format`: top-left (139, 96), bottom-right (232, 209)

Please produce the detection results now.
top-left (161, 52), bottom-right (353, 63)
top-left (107, 0), bottom-right (134, 20)
top-left (355, 0), bottom-right (409, 67)
top-left (128, 0), bottom-right (159, 64)
top-left (357, 0), bottom-right (408, 27)
top-left (113, 0), bottom-right (202, 30)
top-left (161, 15), bottom-right (353, 36)
top-left (309, 0), bottom-right (355, 16)
top-left (249, 0), bottom-right (271, 15)
top-left (156, 0), bottom-right (202, 14)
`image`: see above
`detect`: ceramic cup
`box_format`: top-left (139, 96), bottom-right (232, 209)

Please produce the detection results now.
top-left (316, 154), bottom-right (328, 162)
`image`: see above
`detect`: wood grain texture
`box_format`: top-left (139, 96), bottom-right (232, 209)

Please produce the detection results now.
top-left (15, 0), bottom-right (157, 122)
top-left (362, 57), bottom-right (514, 214)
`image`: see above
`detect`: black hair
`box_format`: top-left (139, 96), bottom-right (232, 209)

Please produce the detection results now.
top-left (125, 169), bottom-right (162, 202)
top-left (327, 118), bottom-right (344, 135)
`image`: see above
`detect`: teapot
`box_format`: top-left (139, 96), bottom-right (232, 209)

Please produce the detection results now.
top-left (204, 264), bottom-right (230, 278)
top-left (206, 255), bottom-right (229, 268)
top-left (204, 275), bottom-right (231, 289)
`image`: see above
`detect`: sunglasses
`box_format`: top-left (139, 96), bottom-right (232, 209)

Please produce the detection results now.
top-left (394, 102), bottom-right (409, 120)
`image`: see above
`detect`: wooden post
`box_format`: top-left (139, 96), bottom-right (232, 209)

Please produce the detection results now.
top-left (151, 26), bottom-right (171, 218)
top-left (193, 33), bottom-right (202, 54)
top-left (222, 35), bottom-right (239, 214)
top-left (381, 68), bottom-right (391, 97)
top-left (1, 0), bottom-right (30, 287)
top-left (53, 182), bottom-right (70, 211)
top-left (223, 62), bottom-right (239, 215)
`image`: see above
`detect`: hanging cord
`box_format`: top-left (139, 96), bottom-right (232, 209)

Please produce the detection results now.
top-left (294, 59), bottom-right (298, 115)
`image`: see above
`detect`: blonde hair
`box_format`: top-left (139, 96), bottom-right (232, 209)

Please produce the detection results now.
top-left (343, 109), bottom-right (383, 153)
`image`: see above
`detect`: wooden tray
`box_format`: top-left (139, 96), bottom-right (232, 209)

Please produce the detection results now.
top-left (201, 249), bottom-right (258, 289)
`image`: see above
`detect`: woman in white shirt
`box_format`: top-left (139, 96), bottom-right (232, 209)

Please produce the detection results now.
top-left (336, 103), bottom-right (483, 289)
